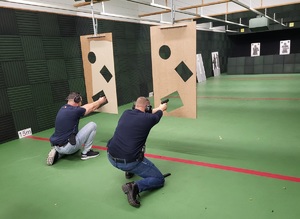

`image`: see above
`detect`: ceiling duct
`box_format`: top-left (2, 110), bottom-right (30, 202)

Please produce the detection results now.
top-left (249, 16), bottom-right (269, 32)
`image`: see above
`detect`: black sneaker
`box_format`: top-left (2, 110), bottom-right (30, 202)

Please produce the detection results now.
top-left (47, 147), bottom-right (59, 166)
top-left (125, 172), bottom-right (134, 179)
top-left (81, 149), bottom-right (99, 160)
top-left (122, 182), bottom-right (140, 207)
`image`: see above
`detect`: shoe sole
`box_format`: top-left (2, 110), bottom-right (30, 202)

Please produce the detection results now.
top-left (122, 184), bottom-right (130, 194)
top-left (81, 154), bottom-right (99, 160)
top-left (46, 148), bottom-right (57, 166)
top-left (122, 184), bottom-right (140, 207)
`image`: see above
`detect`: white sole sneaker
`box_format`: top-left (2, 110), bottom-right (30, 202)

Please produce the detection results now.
top-left (47, 148), bottom-right (57, 166)
top-left (81, 153), bottom-right (99, 160)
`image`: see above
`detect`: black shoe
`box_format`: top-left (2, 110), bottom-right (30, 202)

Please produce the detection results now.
top-left (125, 172), bottom-right (134, 179)
top-left (47, 147), bottom-right (59, 166)
top-left (81, 149), bottom-right (99, 160)
top-left (122, 182), bottom-right (140, 208)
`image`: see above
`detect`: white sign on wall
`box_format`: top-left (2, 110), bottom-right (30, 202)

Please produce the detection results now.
top-left (279, 40), bottom-right (291, 55)
top-left (251, 42), bottom-right (260, 57)
top-left (211, 51), bottom-right (220, 76)
top-left (18, 128), bottom-right (32, 139)
top-left (196, 54), bottom-right (206, 83)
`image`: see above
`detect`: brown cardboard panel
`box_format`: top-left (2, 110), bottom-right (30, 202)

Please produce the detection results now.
top-left (150, 22), bottom-right (196, 118)
top-left (80, 33), bottom-right (118, 114)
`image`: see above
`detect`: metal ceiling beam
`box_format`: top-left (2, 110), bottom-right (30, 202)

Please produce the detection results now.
top-left (200, 14), bottom-right (248, 28)
top-left (1, 0), bottom-right (165, 25)
top-left (170, 0), bottom-right (175, 24)
top-left (138, 0), bottom-right (230, 17)
top-left (231, 0), bottom-right (286, 26)
top-left (127, 0), bottom-right (248, 28)
top-left (178, 0), bottom-right (230, 10)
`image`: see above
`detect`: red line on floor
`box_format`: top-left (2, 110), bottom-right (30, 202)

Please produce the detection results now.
top-left (27, 135), bottom-right (300, 183)
top-left (223, 76), bottom-right (300, 81)
top-left (167, 95), bottom-right (300, 101)
top-left (146, 154), bottom-right (300, 183)
top-left (198, 96), bottom-right (300, 101)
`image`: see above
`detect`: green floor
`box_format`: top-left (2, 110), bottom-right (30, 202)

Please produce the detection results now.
top-left (1, 74), bottom-right (300, 219)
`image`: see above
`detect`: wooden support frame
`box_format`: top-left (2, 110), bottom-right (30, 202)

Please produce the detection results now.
top-left (73, 0), bottom-right (108, 8)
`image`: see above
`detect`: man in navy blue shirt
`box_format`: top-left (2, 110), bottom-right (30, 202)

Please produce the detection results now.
top-left (107, 96), bottom-right (167, 207)
top-left (47, 92), bottom-right (107, 166)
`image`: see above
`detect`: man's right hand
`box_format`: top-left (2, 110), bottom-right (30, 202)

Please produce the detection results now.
top-left (99, 96), bottom-right (107, 104)
top-left (83, 96), bottom-right (107, 115)
top-left (159, 103), bottom-right (167, 111)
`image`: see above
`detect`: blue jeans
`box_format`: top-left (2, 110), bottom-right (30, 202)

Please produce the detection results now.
top-left (55, 122), bottom-right (97, 155)
top-left (108, 153), bottom-right (165, 192)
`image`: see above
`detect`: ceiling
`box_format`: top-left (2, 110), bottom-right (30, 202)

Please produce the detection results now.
top-left (1, 0), bottom-right (300, 32)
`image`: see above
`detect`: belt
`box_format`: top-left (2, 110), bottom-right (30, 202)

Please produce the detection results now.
top-left (54, 143), bottom-right (68, 147)
top-left (108, 152), bottom-right (139, 163)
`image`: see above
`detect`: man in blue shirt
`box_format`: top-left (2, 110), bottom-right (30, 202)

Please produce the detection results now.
top-left (107, 96), bottom-right (167, 207)
top-left (47, 92), bottom-right (107, 166)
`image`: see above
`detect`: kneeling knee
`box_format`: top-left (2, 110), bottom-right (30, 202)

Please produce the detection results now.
top-left (89, 122), bottom-right (97, 129)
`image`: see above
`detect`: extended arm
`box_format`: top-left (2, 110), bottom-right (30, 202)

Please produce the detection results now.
top-left (82, 96), bottom-right (107, 116)
top-left (151, 103), bottom-right (167, 114)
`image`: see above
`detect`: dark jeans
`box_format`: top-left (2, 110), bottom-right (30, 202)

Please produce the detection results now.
top-left (107, 153), bottom-right (165, 192)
